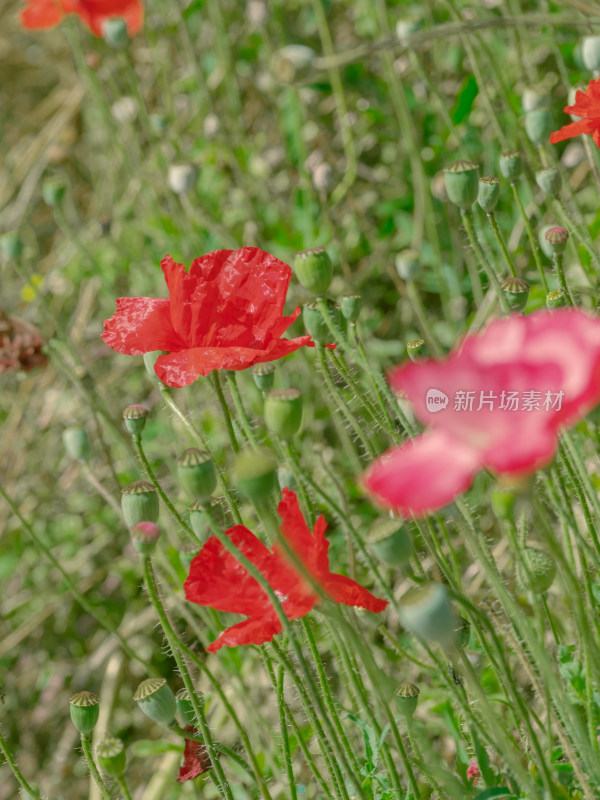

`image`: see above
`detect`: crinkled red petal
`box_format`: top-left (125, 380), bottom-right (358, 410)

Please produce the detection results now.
top-left (102, 296), bottom-right (181, 355)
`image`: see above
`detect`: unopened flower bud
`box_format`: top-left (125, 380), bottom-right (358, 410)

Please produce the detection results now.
top-left (407, 338), bottom-right (427, 362)
top-left (96, 737), bottom-right (126, 777)
top-left (536, 167), bottom-right (561, 198)
top-left (303, 298), bottom-right (338, 343)
top-left (499, 150), bottom-right (523, 182)
top-left (264, 389), bottom-right (303, 440)
top-left (121, 481), bottom-right (159, 527)
top-left (544, 226), bottom-right (569, 256)
top-left (582, 36), bottom-right (600, 72)
top-left (134, 678), bottom-right (176, 726)
top-left (517, 547), bottom-right (556, 593)
top-left (42, 178), bottom-right (66, 207)
top-left (399, 583), bottom-right (457, 649)
top-left (234, 449), bottom-right (277, 501)
top-left (294, 247), bottom-right (333, 295)
top-left (367, 518), bottom-right (413, 566)
top-left (177, 449), bottom-right (216, 502)
top-left (443, 161), bottom-right (479, 209)
top-left (500, 277), bottom-right (529, 313)
top-left (168, 165), bottom-right (198, 195)
top-left (394, 681), bottom-right (420, 717)
top-left (252, 362), bottom-right (276, 392)
top-left (477, 176), bottom-right (500, 213)
top-left (69, 691), bottom-right (100, 735)
top-left (525, 109), bottom-right (553, 145)
top-left (122, 404), bottom-right (149, 437)
top-left (395, 249), bottom-right (419, 281)
top-left (131, 521), bottom-right (161, 555)
top-left (0, 232), bottom-right (23, 260)
top-left (63, 427), bottom-right (91, 462)
top-left (270, 45), bottom-right (316, 84)
top-left (102, 17), bottom-right (129, 48)
top-left (176, 688), bottom-right (203, 728)
top-left (339, 293), bottom-right (361, 323)
top-left (546, 289), bottom-right (567, 310)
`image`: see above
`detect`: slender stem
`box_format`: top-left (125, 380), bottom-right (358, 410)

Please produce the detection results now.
top-left (277, 663), bottom-right (298, 800)
top-left (80, 735), bottom-right (114, 800)
top-left (460, 210), bottom-right (510, 313)
top-left (487, 211), bottom-right (517, 277)
top-left (551, 252), bottom-right (575, 305)
top-left (0, 729), bottom-right (42, 800)
top-left (116, 776), bottom-right (134, 800)
top-left (211, 372), bottom-right (240, 453)
top-left (511, 182), bottom-right (548, 291)
top-left (226, 372), bottom-right (261, 449)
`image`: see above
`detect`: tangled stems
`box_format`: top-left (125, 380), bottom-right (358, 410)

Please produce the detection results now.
top-left (486, 211), bottom-right (517, 277)
top-left (0, 728), bottom-right (41, 800)
top-left (510, 182), bottom-right (548, 291)
top-left (460, 210), bottom-right (510, 313)
top-left (210, 372), bottom-right (240, 453)
top-left (80, 735), bottom-right (114, 800)
top-left (276, 662), bottom-right (298, 800)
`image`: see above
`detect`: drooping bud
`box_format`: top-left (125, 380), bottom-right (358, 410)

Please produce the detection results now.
top-left (339, 293), bottom-right (361, 323)
top-left (399, 583), bottom-right (457, 649)
top-left (407, 338), bottom-right (427, 362)
top-left (525, 109), bottom-right (553, 145)
top-left (69, 691), bottom-right (100, 735)
top-left (264, 389), bottom-right (303, 440)
top-left (177, 449), bottom-right (216, 502)
top-left (0, 232), bottom-right (23, 260)
top-left (234, 449), bottom-right (277, 501)
top-left (270, 45), bottom-right (316, 84)
top-left (134, 678), bottom-right (176, 727)
top-left (96, 737), bottom-right (127, 777)
top-left (168, 165), bottom-right (198, 195)
top-left (500, 277), bottom-right (529, 313)
top-left (477, 176), bottom-right (500, 213)
top-left (544, 226), bottom-right (569, 256)
top-left (42, 178), bottom-right (66, 207)
top-left (252, 362), bottom-right (276, 392)
top-left (63, 427), bottom-right (91, 462)
top-left (367, 518), bottom-right (413, 567)
top-left (499, 150), bottom-right (523, 182)
top-left (130, 521), bottom-right (161, 555)
top-left (302, 298), bottom-right (339, 343)
top-left (176, 688), bottom-right (203, 728)
top-left (395, 249), bottom-right (420, 281)
top-left (546, 289), bottom-right (567, 310)
top-left (102, 17), bottom-right (129, 48)
top-left (394, 681), bottom-right (420, 718)
top-left (121, 481), bottom-right (159, 527)
top-left (122, 404), bottom-right (149, 437)
top-left (517, 547), bottom-right (557, 593)
top-left (582, 36), bottom-right (600, 72)
top-left (293, 247), bottom-right (333, 295)
top-left (443, 161), bottom-right (479, 209)
top-left (536, 167), bottom-right (561, 198)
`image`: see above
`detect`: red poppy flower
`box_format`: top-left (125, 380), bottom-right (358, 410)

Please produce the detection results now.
top-left (177, 726), bottom-right (212, 783)
top-left (363, 309), bottom-right (600, 517)
top-left (184, 488), bottom-right (387, 652)
top-left (549, 77), bottom-right (600, 149)
top-left (466, 757), bottom-right (480, 786)
top-left (103, 248), bottom-right (319, 387)
top-left (20, 0), bottom-right (143, 37)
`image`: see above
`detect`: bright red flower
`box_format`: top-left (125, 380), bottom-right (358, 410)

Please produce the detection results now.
top-left (20, 0), bottom-right (143, 37)
top-left (103, 248), bottom-right (318, 387)
top-left (466, 757), bottom-right (480, 785)
top-left (549, 77), bottom-right (600, 149)
top-left (184, 488), bottom-right (387, 652)
top-left (363, 309), bottom-right (600, 517)
top-left (177, 726), bottom-right (212, 783)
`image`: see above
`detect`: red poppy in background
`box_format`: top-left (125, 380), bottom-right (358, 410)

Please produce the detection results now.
top-left (549, 77), bottom-right (600, 148)
top-left (21, 0), bottom-right (143, 37)
top-left (177, 727), bottom-right (212, 783)
top-left (466, 758), bottom-right (480, 786)
top-left (103, 248), bottom-right (318, 387)
top-left (184, 488), bottom-right (387, 652)
top-left (363, 309), bottom-right (600, 517)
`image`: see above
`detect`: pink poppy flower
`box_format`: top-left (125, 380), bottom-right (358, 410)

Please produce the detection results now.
top-left (363, 309), bottom-right (600, 517)
top-left (467, 757), bottom-right (480, 785)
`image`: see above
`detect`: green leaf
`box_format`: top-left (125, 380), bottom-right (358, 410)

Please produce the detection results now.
top-left (473, 789), bottom-right (513, 800)
top-left (452, 75), bottom-right (479, 124)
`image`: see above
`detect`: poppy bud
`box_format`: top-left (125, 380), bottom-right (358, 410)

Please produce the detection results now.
top-left (491, 486), bottom-right (516, 522)
top-left (395, 249), bottom-right (420, 280)
top-left (517, 547), bottom-right (556, 593)
top-left (252, 362), bottom-right (276, 392)
top-left (264, 389), bottom-right (303, 440)
top-left (536, 167), bottom-right (561, 198)
top-left (525, 109), bottom-right (554, 145)
top-left (189, 501), bottom-right (209, 540)
top-left (293, 247), bottom-right (333, 295)
top-left (395, 19), bottom-right (422, 47)
top-left (522, 87), bottom-right (549, 112)
top-left (500, 277), bottom-right (529, 313)
top-left (399, 583), bottom-right (457, 649)
top-left (0, 232), bottom-right (23, 260)
top-left (499, 150), bottom-right (523, 182)
top-left (270, 44), bottom-right (316, 84)
top-left (546, 289), bottom-right (567, 310)
top-left (582, 36), bottom-right (600, 72)
top-left (234, 449), bottom-right (277, 501)
top-left (394, 681), bottom-right (420, 718)
top-left (130, 521), bottom-right (161, 555)
top-left (96, 736), bottom-right (127, 777)
top-left (63, 427), bottom-right (91, 462)
top-left (121, 481), bottom-right (159, 527)
top-left (102, 18), bottom-right (129, 48)
top-left (168, 165), bottom-right (198, 195)
top-left (455, 615), bottom-right (470, 649)
top-left (177, 449), bottom-right (216, 502)
top-left (477, 176), bottom-right (500, 213)
top-left (339, 293), bottom-right (362, 323)
top-left (70, 691), bottom-right (100, 735)
top-left (122, 404), bottom-right (149, 437)
top-left (303, 298), bottom-right (339, 343)
top-left (42, 178), bottom-right (66, 207)
top-left (544, 226), bottom-right (569, 256)
top-left (134, 678), bottom-right (177, 727)
top-left (367, 518), bottom-right (413, 566)
top-left (407, 338), bottom-right (427, 362)
top-left (443, 160), bottom-right (479, 209)
top-left (176, 688), bottom-right (203, 728)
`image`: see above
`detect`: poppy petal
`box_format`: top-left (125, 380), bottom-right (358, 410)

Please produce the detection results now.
top-left (177, 732), bottom-right (212, 782)
top-left (21, 0), bottom-right (63, 28)
top-left (101, 297), bottom-right (181, 355)
top-left (549, 118), bottom-right (594, 144)
top-left (206, 615), bottom-right (283, 652)
top-left (277, 488), bottom-right (327, 571)
top-left (323, 573), bottom-right (388, 613)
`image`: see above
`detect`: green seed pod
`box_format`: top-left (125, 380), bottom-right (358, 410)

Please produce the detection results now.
top-left (367, 518), bottom-right (413, 567)
top-left (189, 501), bottom-right (210, 541)
top-left (491, 486), bottom-right (516, 522)
top-left (536, 167), bottom-right (561, 198)
top-left (517, 547), bottom-right (557, 593)
top-left (525, 109), bottom-right (553, 145)
top-left (96, 737), bottom-right (126, 777)
top-left (294, 247), bottom-right (333, 295)
top-left (121, 481), bottom-right (159, 528)
top-left (546, 289), bottom-right (568, 310)
top-left (270, 44), bottom-right (316, 84)
top-left (177, 449), bottom-right (216, 502)
top-left (394, 681), bottom-right (420, 718)
top-left (582, 36), bottom-right (600, 72)
top-left (122, 404), bottom-right (149, 437)
top-left (42, 178), bottom-right (66, 207)
top-left (399, 583), bottom-right (457, 650)
top-left (134, 678), bottom-right (176, 727)
top-left (0, 232), bottom-right (23, 260)
top-left (63, 427), bottom-right (91, 462)
top-left (302, 298), bottom-right (339, 343)
top-left (477, 176), bottom-right (500, 213)
top-left (443, 160), bottom-right (479, 209)
top-left (234, 449), bottom-right (277, 501)
top-left (455, 616), bottom-right (470, 649)
top-left (407, 338), bottom-right (427, 362)
top-left (339, 293), bottom-right (361, 323)
top-left (252, 362), bottom-right (276, 392)
top-left (499, 150), bottom-right (523, 182)
top-left (130, 521), bottom-right (161, 555)
top-left (264, 389), bottom-right (303, 440)
top-left (395, 249), bottom-right (420, 281)
top-left (176, 688), bottom-right (203, 728)
top-left (69, 691), bottom-right (100, 735)
top-left (500, 277), bottom-right (529, 313)
top-left (544, 226), bottom-right (569, 256)
top-left (102, 17), bottom-right (129, 48)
